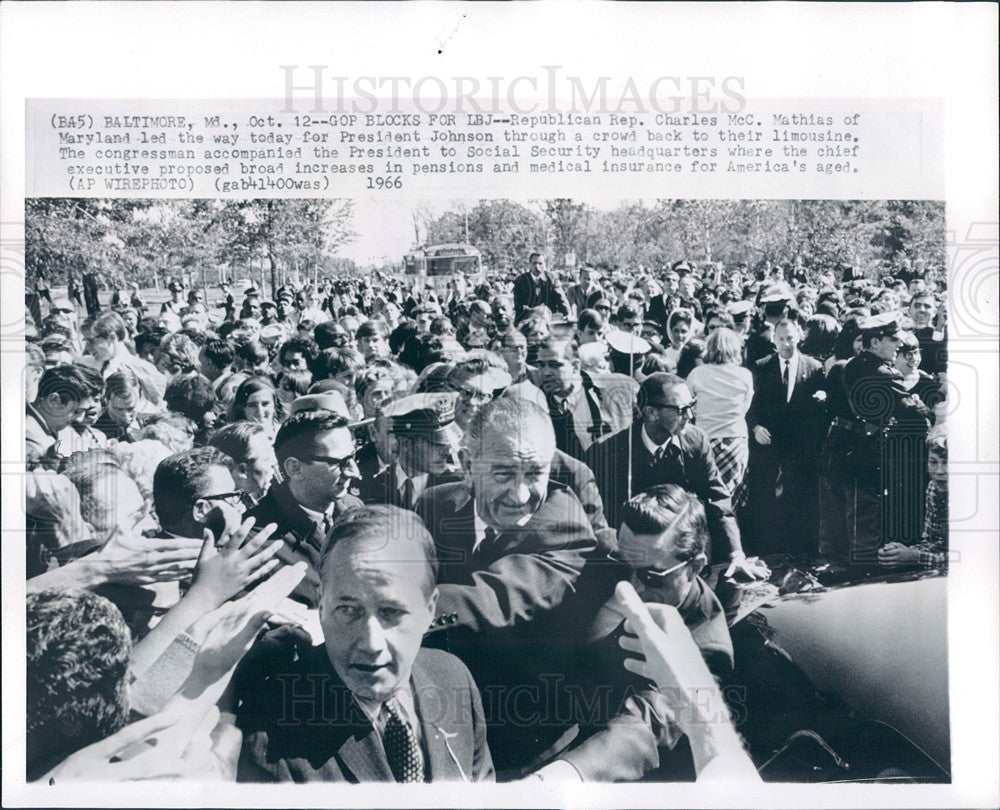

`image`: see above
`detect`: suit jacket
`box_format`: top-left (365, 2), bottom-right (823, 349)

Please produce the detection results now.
top-left (357, 465), bottom-right (461, 510)
top-left (417, 479), bottom-right (596, 636)
top-left (915, 326), bottom-right (947, 376)
top-left (246, 479), bottom-right (363, 607)
top-left (25, 404), bottom-right (57, 466)
top-left (548, 372), bottom-right (638, 462)
top-left (512, 271), bottom-right (570, 317)
top-left (416, 479), bottom-right (598, 771)
top-left (585, 420), bottom-right (741, 558)
top-left (236, 639), bottom-right (494, 782)
top-left (747, 352), bottom-right (827, 459)
top-left (565, 283), bottom-right (606, 315)
top-left (558, 575), bottom-right (733, 782)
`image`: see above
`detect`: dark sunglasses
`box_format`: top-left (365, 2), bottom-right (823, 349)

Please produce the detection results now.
top-left (606, 552), bottom-right (688, 588)
top-left (304, 453), bottom-right (357, 471)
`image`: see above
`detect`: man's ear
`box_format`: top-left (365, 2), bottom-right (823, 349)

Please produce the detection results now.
top-left (426, 586), bottom-right (440, 618)
top-left (192, 498), bottom-right (210, 523)
top-left (691, 552), bottom-right (709, 574)
top-left (283, 456), bottom-right (301, 479)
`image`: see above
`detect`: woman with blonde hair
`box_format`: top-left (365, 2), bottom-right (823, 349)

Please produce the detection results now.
top-left (685, 327), bottom-right (754, 506)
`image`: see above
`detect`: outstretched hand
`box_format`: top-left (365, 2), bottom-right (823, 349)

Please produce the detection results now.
top-left (93, 530), bottom-right (203, 586)
top-left (724, 553), bottom-right (771, 582)
top-left (177, 562), bottom-right (308, 703)
top-left (614, 581), bottom-right (714, 698)
top-left (42, 705), bottom-right (226, 783)
top-left (188, 517), bottom-right (283, 609)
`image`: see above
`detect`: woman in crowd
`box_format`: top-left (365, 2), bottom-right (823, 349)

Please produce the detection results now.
top-left (229, 376), bottom-right (282, 442)
top-left (686, 328), bottom-right (754, 504)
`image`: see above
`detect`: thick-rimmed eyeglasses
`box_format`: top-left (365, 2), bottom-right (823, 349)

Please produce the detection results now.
top-left (199, 491), bottom-right (245, 507)
top-left (649, 400), bottom-right (696, 416)
top-left (304, 453), bottom-right (357, 471)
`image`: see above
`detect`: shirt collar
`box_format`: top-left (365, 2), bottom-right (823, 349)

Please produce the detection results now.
top-left (395, 461), bottom-right (428, 501)
top-left (351, 682), bottom-right (417, 731)
top-left (300, 501), bottom-right (336, 525)
top-left (641, 424), bottom-right (679, 456)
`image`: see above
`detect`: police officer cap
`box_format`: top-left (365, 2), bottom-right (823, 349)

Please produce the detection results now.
top-left (168, 280), bottom-right (184, 292)
top-left (671, 260), bottom-right (694, 275)
top-left (860, 312), bottom-right (902, 339)
top-left (457, 366), bottom-right (513, 396)
top-left (289, 391), bottom-right (352, 421)
top-left (605, 329), bottom-right (652, 357)
top-left (896, 329), bottom-right (920, 351)
top-left (258, 323), bottom-right (287, 344)
top-left (759, 282), bottom-right (793, 304)
top-left (727, 300), bottom-right (753, 319)
top-left (386, 393), bottom-right (462, 444)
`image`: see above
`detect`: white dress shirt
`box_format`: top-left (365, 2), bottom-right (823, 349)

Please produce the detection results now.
top-left (395, 462), bottom-right (428, 508)
top-left (779, 351), bottom-right (800, 403)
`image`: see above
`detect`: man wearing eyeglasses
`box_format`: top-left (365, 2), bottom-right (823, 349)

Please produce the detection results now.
top-left (246, 410), bottom-right (363, 606)
top-left (540, 485), bottom-right (737, 782)
top-left (153, 446), bottom-right (250, 543)
top-left (586, 373), bottom-right (768, 581)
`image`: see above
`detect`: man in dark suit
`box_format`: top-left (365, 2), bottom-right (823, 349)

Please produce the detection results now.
top-left (745, 318), bottom-right (828, 554)
top-left (565, 264), bottom-right (606, 316)
top-left (585, 373), bottom-right (768, 580)
top-left (416, 396), bottom-right (600, 775)
top-left (535, 336), bottom-right (637, 462)
top-left (357, 393), bottom-right (462, 510)
top-left (246, 410), bottom-right (363, 606)
top-left (235, 505), bottom-right (494, 782)
top-left (512, 252), bottom-right (570, 318)
top-left (549, 485), bottom-right (736, 782)
top-left (908, 291), bottom-right (947, 377)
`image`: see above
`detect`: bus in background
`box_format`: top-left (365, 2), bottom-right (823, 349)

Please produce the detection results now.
top-left (404, 243), bottom-right (482, 294)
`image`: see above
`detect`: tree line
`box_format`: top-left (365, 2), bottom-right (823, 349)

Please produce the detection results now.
top-left (25, 199), bottom-right (357, 291)
top-left (418, 199), bottom-right (946, 278)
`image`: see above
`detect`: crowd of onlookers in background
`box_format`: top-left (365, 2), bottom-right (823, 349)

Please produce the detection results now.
top-left (22, 251), bottom-right (948, 784)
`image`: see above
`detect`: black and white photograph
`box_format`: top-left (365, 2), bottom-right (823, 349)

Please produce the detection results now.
top-left (19, 196), bottom-right (952, 785)
top-left (2, 4), bottom-right (997, 808)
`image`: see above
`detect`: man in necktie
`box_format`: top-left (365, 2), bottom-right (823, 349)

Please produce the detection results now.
top-left (235, 505), bottom-right (494, 782)
top-left (357, 393), bottom-right (463, 510)
top-left (416, 397), bottom-right (598, 774)
top-left (586, 373), bottom-right (768, 581)
top-left (746, 319), bottom-right (827, 555)
top-left (535, 336), bottom-right (637, 463)
top-left (81, 310), bottom-right (167, 405)
top-left (246, 410), bottom-right (363, 606)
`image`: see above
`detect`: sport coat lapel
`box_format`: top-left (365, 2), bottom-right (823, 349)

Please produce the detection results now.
top-left (412, 662), bottom-right (466, 782)
top-left (435, 486), bottom-right (476, 568)
top-left (337, 721), bottom-right (395, 782)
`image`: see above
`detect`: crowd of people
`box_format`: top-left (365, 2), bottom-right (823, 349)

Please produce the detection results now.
top-left (22, 250), bottom-right (949, 783)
